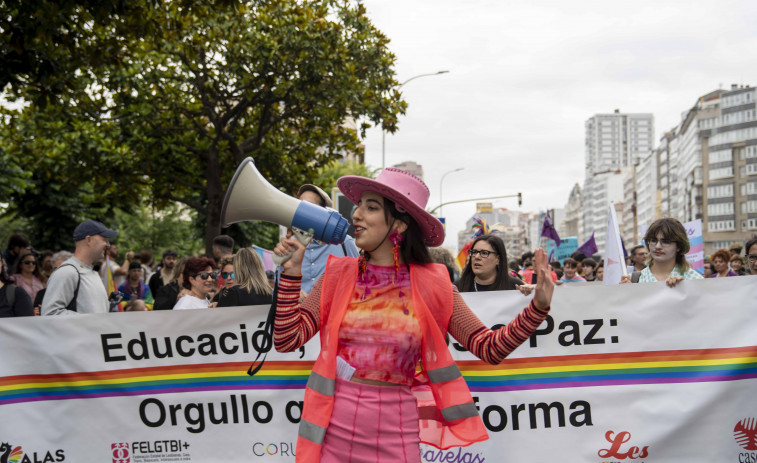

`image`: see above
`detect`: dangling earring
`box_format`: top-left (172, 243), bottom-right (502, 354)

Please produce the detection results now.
top-left (389, 230), bottom-right (409, 315)
top-left (358, 254), bottom-right (370, 301)
top-left (390, 229), bottom-right (403, 274)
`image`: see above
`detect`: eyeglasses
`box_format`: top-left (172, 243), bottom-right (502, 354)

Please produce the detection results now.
top-left (22, 260), bottom-right (37, 265)
top-left (222, 272), bottom-right (235, 279)
top-left (193, 272), bottom-right (218, 280)
top-left (470, 250), bottom-right (497, 258)
top-left (748, 255), bottom-right (757, 262)
top-left (647, 238), bottom-right (674, 246)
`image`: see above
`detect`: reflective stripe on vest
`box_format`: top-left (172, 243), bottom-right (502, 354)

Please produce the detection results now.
top-left (441, 402), bottom-right (480, 421)
top-left (427, 364), bottom-right (462, 383)
top-left (307, 371), bottom-right (335, 397)
top-left (299, 419), bottom-right (327, 445)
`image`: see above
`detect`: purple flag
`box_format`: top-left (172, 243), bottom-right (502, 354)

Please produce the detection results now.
top-left (540, 213), bottom-right (561, 247)
top-left (576, 232), bottom-right (598, 257)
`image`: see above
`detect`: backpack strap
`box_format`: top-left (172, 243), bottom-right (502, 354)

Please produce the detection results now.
top-left (6, 284), bottom-right (16, 309)
top-left (57, 264), bottom-right (82, 312)
top-left (631, 271), bottom-right (641, 283)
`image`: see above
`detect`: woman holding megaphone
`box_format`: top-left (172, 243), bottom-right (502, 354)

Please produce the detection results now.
top-left (273, 168), bottom-right (554, 463)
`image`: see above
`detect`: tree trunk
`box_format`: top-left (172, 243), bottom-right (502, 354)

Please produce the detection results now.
top-left (204, 148), bottom-right (224, 257)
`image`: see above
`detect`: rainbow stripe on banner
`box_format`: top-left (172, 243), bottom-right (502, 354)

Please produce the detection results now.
top-left (2, 347), bottom-right (756, 406)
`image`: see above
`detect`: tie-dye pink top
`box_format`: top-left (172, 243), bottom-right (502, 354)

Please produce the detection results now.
top-left (337, 263), bottom-right (421, 386)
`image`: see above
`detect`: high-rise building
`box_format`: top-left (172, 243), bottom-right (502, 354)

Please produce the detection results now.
top-left (583, 111), bottom-right (654, 251)
top-left (701, 84), bottom-right (757, 252)
top-left (391, 161), bottom-right (424, 180)
top-left (585, 110), bottom-right (655, 177)
top-left (560, 183), bottom-right (583, 239)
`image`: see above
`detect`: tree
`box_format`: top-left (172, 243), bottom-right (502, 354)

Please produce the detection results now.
top-left (314, 159), bottom-right (378, 194)
top-left (1, 0), bottom-right (405, 254)
top-left (111, 203), bottom-right (204, 258)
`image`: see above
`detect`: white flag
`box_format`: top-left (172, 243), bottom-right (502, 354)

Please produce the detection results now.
top-left (603, 202), bottom-right (627, 285)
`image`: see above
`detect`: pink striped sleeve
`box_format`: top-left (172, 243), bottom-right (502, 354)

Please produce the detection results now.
top-left (447, 288), bottom-right (549, 364)
top-left (273, 273), bottom-right (322, 352)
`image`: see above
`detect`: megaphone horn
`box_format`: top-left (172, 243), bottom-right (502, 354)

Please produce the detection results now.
top-left (221, 157), bottom-right (349, 245)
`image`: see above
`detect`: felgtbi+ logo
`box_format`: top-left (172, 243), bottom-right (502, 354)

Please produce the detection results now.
top-left (111, 443), bottom-right (130, 463)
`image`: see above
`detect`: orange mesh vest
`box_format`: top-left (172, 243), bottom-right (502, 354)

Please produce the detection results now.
top-left (295, 256), bottom-right (488, 462)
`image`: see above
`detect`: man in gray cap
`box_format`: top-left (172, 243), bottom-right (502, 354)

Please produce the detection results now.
top-left (42, 220), bottom-right (118, 315)
top-left (293, 184), bottom-right (359, 294)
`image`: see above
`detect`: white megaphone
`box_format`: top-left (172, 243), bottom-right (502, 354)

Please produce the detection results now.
top-left (221, 157), bottom-right (349, 265)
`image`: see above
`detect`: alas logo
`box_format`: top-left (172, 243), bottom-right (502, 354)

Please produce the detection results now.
top-left (734, 418), bottom-right (757, 451)
top-left (0, 442), bottom-right (65, 463)
top-left (597, 430), bottom-right (649, 460)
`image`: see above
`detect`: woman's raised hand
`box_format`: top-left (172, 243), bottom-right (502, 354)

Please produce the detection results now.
top-left (273, 236), bottom-right (307, 275)
top-left (532, 248), bottom-right (554, 310)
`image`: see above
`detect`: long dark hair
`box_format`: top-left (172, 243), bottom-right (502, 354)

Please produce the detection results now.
top-left (456, 234), bottom-right (513, 291)
top-left (12, 250), bottom-right (43, 280)
top-left (363, 196), bottom-right (432, 266)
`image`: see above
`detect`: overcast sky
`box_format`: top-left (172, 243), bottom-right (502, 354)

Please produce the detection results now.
top-left (357, 0), bottom-right (757, 249)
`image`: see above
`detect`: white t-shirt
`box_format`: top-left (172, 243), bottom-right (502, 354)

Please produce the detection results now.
top-left (173, 295), bottom-right (209, 310)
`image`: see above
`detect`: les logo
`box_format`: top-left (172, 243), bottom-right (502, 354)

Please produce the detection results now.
top-left (598, 430), bottom-right (649, 460)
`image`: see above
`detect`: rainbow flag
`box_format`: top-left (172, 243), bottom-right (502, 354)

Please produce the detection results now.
top-left (101, 256), bottom-right (124, 312)
top-left (2, 346), bottom-right (755, 406)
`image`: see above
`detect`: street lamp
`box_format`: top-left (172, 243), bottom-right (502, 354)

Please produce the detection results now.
top-left (382, 70), bottom-right (450, 169)
top-left (439, 167), bottom-right (464, 218)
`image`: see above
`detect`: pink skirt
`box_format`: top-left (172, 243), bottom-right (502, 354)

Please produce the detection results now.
top-left (319, 378), bottom-right (421, 463)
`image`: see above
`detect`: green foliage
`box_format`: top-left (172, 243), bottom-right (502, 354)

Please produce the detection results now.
top-left (111, 203), bottom-right (204, 258)
top-left (1, 0), bottom-right (405, 254)
top-left (314, 159), bottom-right (378, 193)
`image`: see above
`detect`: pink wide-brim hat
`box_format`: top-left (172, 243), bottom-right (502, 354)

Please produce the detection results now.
top-left (337, 168), bottom-right (444, 247)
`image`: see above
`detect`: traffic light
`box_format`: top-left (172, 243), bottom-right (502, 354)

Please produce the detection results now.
top-left (518, 192), bottom-right (522, 207)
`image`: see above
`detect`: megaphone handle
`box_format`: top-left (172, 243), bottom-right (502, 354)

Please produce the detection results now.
top-left (273, 228), bottom-right (314, 267)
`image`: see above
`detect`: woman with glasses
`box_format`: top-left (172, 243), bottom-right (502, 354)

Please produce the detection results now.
top-left (173, 256), bottom-right (217, 310)
top-left (454, 234), bottom-right (521, 292)
top-left (217, 248), bottom-right (272, 307)
top-left (210, 256), bottom-right (236, 306)
top-left (11, 250), bottom-right (46, 307)
top-left (624, 218), bottom-right (703, 286)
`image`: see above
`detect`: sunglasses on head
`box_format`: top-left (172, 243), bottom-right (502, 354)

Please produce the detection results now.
top-left (222, 272), bottom-right (235, 279)
top-left (193, 272), bottom-right (218, 280)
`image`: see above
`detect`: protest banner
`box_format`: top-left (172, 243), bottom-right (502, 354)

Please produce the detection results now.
top-left (546, 237), bottom-right (579, 264)
top-left (1, 276), bottom-right (756, 462)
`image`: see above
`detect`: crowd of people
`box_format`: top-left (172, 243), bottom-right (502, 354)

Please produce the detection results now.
top-left (3, 215), bottom-right (756, 319)
top-left (424, 218), bottom-right (757, 292)
top-left (0, 226), bottom-right (274, 317)
top-left (2, 167), bottom-right (756, 463)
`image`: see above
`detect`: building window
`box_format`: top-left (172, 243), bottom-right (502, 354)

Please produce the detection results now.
top-left (709, 167), bottom-right (734, 180)
top-left (707, 203), bottom-right (734, 216)
top-left (709, 150), bottom-right (732, 164)
top-left (707, 183), bottom-right (734, 198)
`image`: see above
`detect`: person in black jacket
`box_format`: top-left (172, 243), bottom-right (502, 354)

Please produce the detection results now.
top-left (153, 257), bottom-right (186, 311)
top-left (0, 253), bottom-right (34, 317)
top-left (217, 248), bottom-right (272, 307)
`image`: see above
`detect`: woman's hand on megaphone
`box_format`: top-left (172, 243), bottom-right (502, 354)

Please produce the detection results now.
top-left (274, 236), bottom-right (306, 275)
